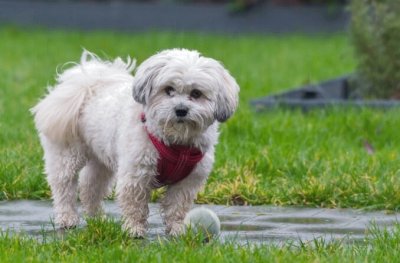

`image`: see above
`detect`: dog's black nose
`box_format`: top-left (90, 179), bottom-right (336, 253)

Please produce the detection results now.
top-left (175, 106), bottom-right (189, 117)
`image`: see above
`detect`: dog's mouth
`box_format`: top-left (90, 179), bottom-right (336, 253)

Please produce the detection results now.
top-left (169, 118), bottom-right (198, 130)
top-left (158, 115), bottom-right (208, 144)
top-left (159, 114), bottom-right (204, 136)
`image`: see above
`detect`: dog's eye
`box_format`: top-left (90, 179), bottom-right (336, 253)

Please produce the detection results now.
top-left (165, 86), bottom-right (175, 96)
top-left (190, 89), bottom-right (202, 99)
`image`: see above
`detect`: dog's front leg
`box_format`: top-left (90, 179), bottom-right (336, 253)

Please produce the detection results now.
top-left (160, 172), bottom-right (207, 236)
top-left (116, 168), bottom-right (153, 238)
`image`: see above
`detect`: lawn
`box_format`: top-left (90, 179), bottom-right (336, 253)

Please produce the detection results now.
top-left (1, 218), bottom-right (400, 262)
top-left (1, 26), bottom-right (400, 210)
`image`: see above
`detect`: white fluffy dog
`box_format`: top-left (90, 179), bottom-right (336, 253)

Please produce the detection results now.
top-left (31, 49), bottom-right (239, 237)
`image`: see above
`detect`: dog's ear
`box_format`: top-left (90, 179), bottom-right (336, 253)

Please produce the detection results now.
top-left (214, 65), bottom-right (240, 122)
top-left (132, 56), bottom-right (167, 105)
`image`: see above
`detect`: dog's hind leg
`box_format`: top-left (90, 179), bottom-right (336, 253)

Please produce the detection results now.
top-left (42, 138), bottom-right (87, 229)
top-left (79, 159), bottom-right (113, 217)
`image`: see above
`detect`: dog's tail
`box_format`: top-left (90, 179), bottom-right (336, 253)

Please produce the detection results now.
top-left (31, 50), bottom-right (136, 144)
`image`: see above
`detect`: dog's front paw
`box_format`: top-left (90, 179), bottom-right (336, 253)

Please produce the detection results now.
top-left (123, 221), bottom-right (147, 239)
top-left (83, 207), bottom-right (105, 218)
top-left (56, 212), bottom-right (80, 229)
top-left (167, 222), bottom-right (186, 237)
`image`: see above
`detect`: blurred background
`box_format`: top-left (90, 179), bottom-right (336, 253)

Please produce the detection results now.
top-left (0, 0), bottom-right (349, 34)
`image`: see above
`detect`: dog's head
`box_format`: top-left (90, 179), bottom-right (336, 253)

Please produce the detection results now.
top-left (132, 49), bottom-right (239, 143)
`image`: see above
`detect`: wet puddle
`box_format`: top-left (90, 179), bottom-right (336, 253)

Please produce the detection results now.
top-left (218, 214), bottom-right (253, 222)
top-left (261, 217), bottom-right (337, 224)
top-left (297, 227), bottom-right (366, 235)
top-left (221, 223), bottom-right (272, 231)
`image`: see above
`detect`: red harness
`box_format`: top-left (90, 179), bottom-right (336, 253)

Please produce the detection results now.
top-left (141, 114), bottom-right (204, 187)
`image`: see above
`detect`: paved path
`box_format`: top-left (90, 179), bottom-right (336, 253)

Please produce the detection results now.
top-left (1, 201), bottom-right (398, 245)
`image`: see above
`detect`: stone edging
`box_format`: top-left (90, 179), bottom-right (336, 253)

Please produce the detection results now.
top-left (251, 75), bottom-right (400, 111)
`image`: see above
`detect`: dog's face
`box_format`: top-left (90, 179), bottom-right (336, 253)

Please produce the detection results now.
top-left (132, 49), bottom-right (239, 143)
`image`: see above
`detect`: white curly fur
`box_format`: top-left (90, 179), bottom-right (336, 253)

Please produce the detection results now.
top-left (31, 49), bottom-right (239, 237)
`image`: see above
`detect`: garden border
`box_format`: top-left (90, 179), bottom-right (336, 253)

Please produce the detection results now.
top-left (251, 75), bottom-right (400, 111)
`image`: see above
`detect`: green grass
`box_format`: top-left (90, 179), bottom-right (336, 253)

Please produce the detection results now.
top-left (1, 218), bottom-right (400, 262)
top-left (1, 26), bottom-right (400, 211)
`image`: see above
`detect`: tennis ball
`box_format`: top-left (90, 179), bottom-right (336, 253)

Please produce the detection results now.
top-left (184, 207), bottom-right (221, 240)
